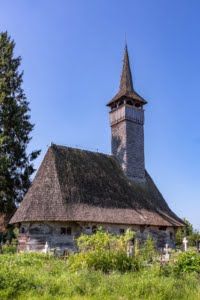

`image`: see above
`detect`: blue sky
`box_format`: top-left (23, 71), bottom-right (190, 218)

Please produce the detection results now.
top-left (1, 1), bottom-right (199, 229)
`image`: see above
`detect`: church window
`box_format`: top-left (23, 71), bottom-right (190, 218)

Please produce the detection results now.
top-left (66, 227), bottom-right (72, 235)
top-left (61, 227), bottom-right (72, 235)
top-left (170, 232), bottom-right (173, 240)
top-left (21, 227), bottom-right (25, 234)
top-left (119, 228), bottom-right (125, 235)
top-left (159, 226), bottom-right (167, 231)
top-left (61, 227), bottom-right (66, 235)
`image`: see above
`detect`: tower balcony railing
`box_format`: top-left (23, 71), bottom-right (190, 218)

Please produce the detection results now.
top-left (110, 104), bottom-right (144, 126)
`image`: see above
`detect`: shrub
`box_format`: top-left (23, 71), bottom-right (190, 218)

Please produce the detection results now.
top-left (68, 228), bottom-right (159, 273)
top-left (67, 228), bottom-right (142, 273)
top-left (77, 227), bottom-right (135, 253)
top-left (68, 250), bottom-right (142, 273)
top-left (2, 243), bottom-right (17, 254)
top-left (140, 235), bottom-right (157, 263)
top-left (174, 251), bottom-right (200, 274)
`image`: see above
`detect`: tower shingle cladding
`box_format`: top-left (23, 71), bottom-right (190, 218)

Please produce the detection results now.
top-left (126, 119), bottom-right (145, 180)
top-left (110, 105), bottom-right (145, 181)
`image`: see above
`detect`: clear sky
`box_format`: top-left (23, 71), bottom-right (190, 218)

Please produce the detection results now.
top-left (0, 0), bottom-right (199, 229)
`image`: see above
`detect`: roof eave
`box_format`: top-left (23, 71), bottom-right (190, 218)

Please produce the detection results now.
top-left (106, 92), bottom-right (148, 107)
top-left (9, 218), bottom-right (183, 227)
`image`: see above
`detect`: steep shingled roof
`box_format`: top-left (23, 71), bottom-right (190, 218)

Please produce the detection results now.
top-left (10, 145), bottom-right (184, 227)
top-left (107, 45), bottom-right (147, 106)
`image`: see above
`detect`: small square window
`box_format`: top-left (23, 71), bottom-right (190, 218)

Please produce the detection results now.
top-left (66, 227), bottom-right (72, 235)
top-left (61, 227), bottom-right (66, 235)
top-left (119, 228), bottom-right (125, 235)
top-left (159, 226), bottom-right (167, 231)
top-left (61, 227), bottom-right (72, 235)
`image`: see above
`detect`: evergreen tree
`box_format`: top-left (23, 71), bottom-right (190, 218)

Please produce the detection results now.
top-left (0, 31), bottom-right (40, 215)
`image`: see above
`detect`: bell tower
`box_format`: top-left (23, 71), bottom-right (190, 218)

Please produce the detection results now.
top-left (107, 45), bottom-right (147, 182)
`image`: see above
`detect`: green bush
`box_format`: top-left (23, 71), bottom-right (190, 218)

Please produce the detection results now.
top-left (141, 235), bottom-right (157, 263)
top-left (174, 251), bottom-right (200, 274)
top-left (160, 251), bottom-right (200, 277)
top-left (67, 228), bottom-right (142, 273)
top-left (2, 243), bottom-right (17, 254)
top-left (68, 250), bottom-right (142, 273)
top-left (68, 228), bottom-right (158, 273)
top-left (77, 227), bottom-right (135, 253)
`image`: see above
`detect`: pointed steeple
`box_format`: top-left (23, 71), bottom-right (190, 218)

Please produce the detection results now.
top-left (107, 44), bottom-right (147, 107)
top-left (119, 45), bottom-right (134, 92)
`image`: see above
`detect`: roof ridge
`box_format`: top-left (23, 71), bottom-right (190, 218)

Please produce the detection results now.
top-left (51, 143), bottom-right (112, 157)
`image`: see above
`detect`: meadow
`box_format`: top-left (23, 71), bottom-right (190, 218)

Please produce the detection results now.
top-left (0, 253), bottom-right (200, 300)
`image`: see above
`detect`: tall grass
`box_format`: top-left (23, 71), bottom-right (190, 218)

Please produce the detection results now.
top-left (0, 253), bottom-right (200, 300)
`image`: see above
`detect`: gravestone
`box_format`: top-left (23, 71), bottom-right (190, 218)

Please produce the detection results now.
top-left (182, 237), bottom-right (188, 252)
top-left (127, 240), bottom-right (134, 257)
top-left (43, 241), bottom-right (49, 254)
top-left (163, 244), bottom-right (170, 262)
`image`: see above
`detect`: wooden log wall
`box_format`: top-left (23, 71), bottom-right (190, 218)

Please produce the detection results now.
top-left (17, 221), bottom-right (176, 253)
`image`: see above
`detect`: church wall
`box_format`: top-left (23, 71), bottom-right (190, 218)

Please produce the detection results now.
top-left (17, 222), bottom-right (176, 254)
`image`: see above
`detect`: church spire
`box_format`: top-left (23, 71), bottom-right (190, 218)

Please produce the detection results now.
top-left (106, 45), bottom-right (147, 107)
top-left (119, 44), bottom-right (134, 92)
top-left (108, 44), bottom-right (146, 181)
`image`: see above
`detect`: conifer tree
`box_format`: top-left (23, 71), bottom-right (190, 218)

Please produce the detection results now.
top-left (0, 31), bottom-right (40, 215)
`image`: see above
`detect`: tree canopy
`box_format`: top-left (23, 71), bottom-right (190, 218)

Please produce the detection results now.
top-left (176, 217), bottom-right (200, 247)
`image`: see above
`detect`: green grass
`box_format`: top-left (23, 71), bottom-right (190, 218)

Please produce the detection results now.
top-left (0, 253), bottom-right (200, 300)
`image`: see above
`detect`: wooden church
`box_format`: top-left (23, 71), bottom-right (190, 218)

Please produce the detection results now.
top-left (10, 45), bottom-right (184, 253)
